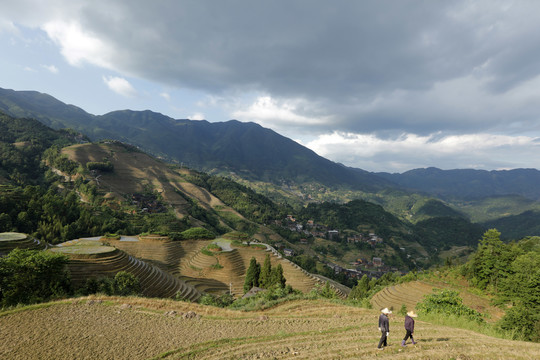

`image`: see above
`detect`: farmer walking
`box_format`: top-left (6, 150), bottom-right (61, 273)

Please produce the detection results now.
top-left (377, 308), bottom-right (391, 350)
top-left (402, 310), bottom-right (417, 346)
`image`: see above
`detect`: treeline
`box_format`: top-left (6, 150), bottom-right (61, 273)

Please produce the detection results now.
top-left (0, 185), bottom-right (138, 243)
top-left (462, 229), bottom-right (540, 341)
top-left (0, 248), bottom-right (71, 307)
top-left (0, 248), bottom-right (140, 308)
top-left (413, 216), bottom-right (484, 249)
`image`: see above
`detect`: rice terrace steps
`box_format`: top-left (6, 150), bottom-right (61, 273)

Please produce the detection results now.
top-left (0, 232), bottom-right (49, 256)
top-left (370, 280), bottom-right (502, 320)
top-left (370, 281), bottom-right (435, 311)
top-left (50, 238), bottom-right (201, 301)
top-left (1, 231), bottom-right (349, 301)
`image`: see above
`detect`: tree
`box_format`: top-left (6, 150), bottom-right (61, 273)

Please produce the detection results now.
top-left (0, 249), bottom-right (71, 307)
top-left (349, 274), bottom-right (371, 300)
top-left (319, 281), bottom-right (337, 299)
top-left (270, 263), bottom-right (286, 288)
top-left (243, 257), bottom-right (260, 293)
top-left (113, 271), bottom-right (140, 296)
top-left (468, 229), bottom-right (509, 290)
top-left (259, 254), bottom-right (272, 288)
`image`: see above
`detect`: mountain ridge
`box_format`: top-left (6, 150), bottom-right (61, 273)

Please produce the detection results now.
top-left (0, 87), bottom-right (392, 192)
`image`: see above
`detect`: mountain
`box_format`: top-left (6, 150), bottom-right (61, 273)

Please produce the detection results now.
top-left (377, 167), bottom-right (540, 200)
top-left (4, 87), bottom-right (540, 240)
top-left (0, 87), bottom-right (391, 192)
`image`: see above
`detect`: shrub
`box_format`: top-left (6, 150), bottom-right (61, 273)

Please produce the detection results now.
top-left (229, 285), bottom-right (300, 311)
top-left (103, 233), bottom-right (121, 240)
top-left (0, 249), bottom-right (71, 307)
top-left (180, 227), bottom-right (216, 240)
top-left (78, 272), bottom-right (140, 296)
top-left (199, 293), bottom-right (234, 307)
top-left (314, 281), bottom-right (338, 299)
top-left (497, 304), bottom-right (540, 342)
top-left (113, 271), bottom-right (140, 296)
top-left (86, 161), bottom-right (114, 172)
top-left (399, 304), bottom-right (408, 316)
top-left (207, 243), bottom-right (222, 251)
top-left (416, 289), bottom-right (484, 323)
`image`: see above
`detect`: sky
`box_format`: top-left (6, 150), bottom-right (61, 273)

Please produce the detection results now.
top-left (2, 0), bottom-right (540, 173)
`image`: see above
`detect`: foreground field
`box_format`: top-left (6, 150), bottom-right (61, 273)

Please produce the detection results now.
top-left (1, 297), bottom-right (539, 360)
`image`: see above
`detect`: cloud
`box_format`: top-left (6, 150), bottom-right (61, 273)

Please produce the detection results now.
top-left (41, 64), bottom-right (58, 74)
top-left (102, 76), bottom-right (137, 97)
top-left (305, 131), bottom-right (540, 172)
top-left (188, 112), bottom-right (205, 121)
top-left (232, 95), bottom-right (333, 132)
top-left (43, 21), bottom-right (114, 69)
top-left (159, 92), bottom-right (170, 101)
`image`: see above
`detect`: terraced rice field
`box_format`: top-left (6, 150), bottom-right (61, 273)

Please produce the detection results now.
top-left (1, 296), bottom-right (539, 360)
top-left (50, 235), bottom-right (342, 302)
top-left (370, 281), bottom-right (503, 320)
top-left (51, 239), bottom-right (201, 301)
top-left (0, 232), bottom-right (49, 256)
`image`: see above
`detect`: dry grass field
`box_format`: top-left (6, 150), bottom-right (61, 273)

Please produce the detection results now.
top-left (1, 296), bottom-right (538, 360)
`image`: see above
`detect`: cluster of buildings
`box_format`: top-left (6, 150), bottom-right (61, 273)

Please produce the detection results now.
top-left (327, 258), bottom-right (401, 280)
top-left (131, 193), bottom-right (167, 213)
top-left (275, 215), bottom-right (399, 280)
top-left (278, 215), bottom-right (384, 247)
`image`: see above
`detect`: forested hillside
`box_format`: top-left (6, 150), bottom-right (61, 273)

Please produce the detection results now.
top-left (4, 87), bottom-right (540, 242)
top-left (0, 88), bottom-right (392, 192)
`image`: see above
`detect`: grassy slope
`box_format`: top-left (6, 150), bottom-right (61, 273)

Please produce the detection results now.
top-left (1, 296), bottom-right (538, 360)
top-left (62, 142), bottom-right (244, 223)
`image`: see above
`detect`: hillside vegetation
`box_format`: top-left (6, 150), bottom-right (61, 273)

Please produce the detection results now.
top-left (5, 89), bottom-right (540, 240)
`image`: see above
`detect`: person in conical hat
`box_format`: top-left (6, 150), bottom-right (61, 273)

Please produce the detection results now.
top-left (377, 308), bottom-right (392, 350)
top-left (402, 311), bottom-right (418, 346)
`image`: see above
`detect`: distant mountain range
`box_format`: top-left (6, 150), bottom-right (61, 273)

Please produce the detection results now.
top-left (2, 86), bottom-right (540, 202)
top-left (378, 167), bottom-right (540, 201)
top-left (0, 87), bottom-right (389, 193)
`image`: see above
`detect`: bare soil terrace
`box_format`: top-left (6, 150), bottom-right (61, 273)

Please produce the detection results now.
top-left (1, 296), bottom-right (539, 360)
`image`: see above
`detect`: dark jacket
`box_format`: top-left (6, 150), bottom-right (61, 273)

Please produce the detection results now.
top-left (404, 315), bottom-right (415, 332)
top-left (379, 314), bottom-right (389, 332)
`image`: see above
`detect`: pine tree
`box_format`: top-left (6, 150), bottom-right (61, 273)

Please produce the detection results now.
top-left (270, 263), bottom-right (286, 288)
top-left (243, 257), bottom-right (260, 293)
top-left (259, 254), bottom-right (272, 288)
top-left (469, 229), bottom-right (510, 290)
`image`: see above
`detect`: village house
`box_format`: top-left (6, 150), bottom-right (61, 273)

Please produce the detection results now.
top-left (283, 248), bottom-right (295, 257)
top-left (328, 230), bottom-right (339, 240)
top-left (286, 215), bottom-right (296, 222)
